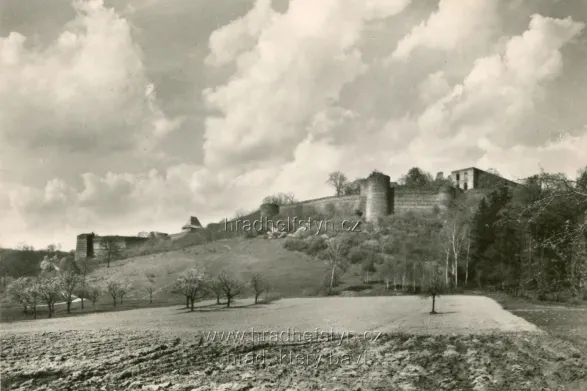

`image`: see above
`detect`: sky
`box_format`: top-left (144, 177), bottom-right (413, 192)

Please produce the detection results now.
top-left (0, 0), bottom-right (586, 251)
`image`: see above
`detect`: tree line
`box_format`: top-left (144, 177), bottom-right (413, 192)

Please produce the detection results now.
top-left (6, 248), bottom-right (272, 319)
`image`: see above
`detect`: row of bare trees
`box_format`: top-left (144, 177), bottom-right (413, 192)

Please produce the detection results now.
top-left (172, 268), bottom-right (270, 311)
top-left (7, 254), bottom-right (102, 319)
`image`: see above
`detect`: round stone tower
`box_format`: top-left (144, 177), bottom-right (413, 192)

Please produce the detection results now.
top-left (365, 172), bottom-right (391, 223)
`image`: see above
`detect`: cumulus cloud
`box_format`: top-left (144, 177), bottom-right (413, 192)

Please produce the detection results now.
top-left (202, 0), bottom-right (411, 170)
top-left (411, 14), bottom-right (584, 161)
top-left (390, 0), bottom-right (502, 61)
top-left (0, 0), bottom-right (180, 155)
top-left (2, 0), bottom-right (587, 250)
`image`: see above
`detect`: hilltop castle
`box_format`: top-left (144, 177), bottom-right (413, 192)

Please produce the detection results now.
top-left (75, 167), bottom-right (516, 261)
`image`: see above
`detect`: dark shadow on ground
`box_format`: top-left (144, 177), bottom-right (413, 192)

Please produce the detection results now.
top-left (176, 303), bottom-right (261, 314)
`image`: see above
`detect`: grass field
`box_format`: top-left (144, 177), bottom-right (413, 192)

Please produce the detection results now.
top-left (2, 296), bottom-right (586, 391)
top-left (492, 294), bottom-right (587, 353)
top-left (89, 237), bottom-right (330, 299)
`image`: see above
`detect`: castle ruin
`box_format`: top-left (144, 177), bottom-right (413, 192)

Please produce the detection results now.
top-left (258, 171), bottom-right (456, 224)
top-left (74, 167), bottom-right (514, 260)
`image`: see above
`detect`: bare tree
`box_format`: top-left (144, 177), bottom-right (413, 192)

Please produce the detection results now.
top-left (74, 285), bottom-right (89, 310)
top-left (442, 212), bottom-right (468, 288)
top-left (327, 172), bottom-right (348, 196)
top-left (88, 286), bottom-right (100, 306)
top-left (173, 268), bottom-right (205, 311)
top-left (118, 280), bottom-right (131, 304)
top-left (7, 277), bottom-right (33, 314)
top-left (249, 272), bottom-right (267, 304)
top-left (420, 261), bottom-right (446, 314)
top-left (38, 276), bottom-right (61, 318)
top-left (324, 238), bottom-right (348, 294)
top-left (206, 278), bottom-right (224, 305)
top-left (27, 283), bottom-right (41, 319)
top-left (379, 255), bottom-right (396, 291)
top-left (100, 237), bottom-right (121, 268)
top-left (145, 272), bottom-right (156, 304)
top-left (59, 270), bottom-right (82, 314)
top-left (106, 280), bottom-right (122, 307)
top-left (217, 271), bottom-right (244, 308)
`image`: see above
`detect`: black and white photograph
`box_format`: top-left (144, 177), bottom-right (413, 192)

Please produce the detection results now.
top-left (1, 0), bottom-right (586, 390)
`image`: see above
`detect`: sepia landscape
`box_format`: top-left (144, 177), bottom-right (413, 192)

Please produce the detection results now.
top-left (1, 0), bottom-right (586, 390)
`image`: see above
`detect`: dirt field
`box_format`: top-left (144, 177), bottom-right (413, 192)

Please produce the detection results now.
top-left (2, 296), bottom-right (586, 391)
top-left (1, 296), bottom-right (542, 335)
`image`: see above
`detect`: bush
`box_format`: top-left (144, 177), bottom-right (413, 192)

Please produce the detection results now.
top-left (347, 247), bottom-right (368, 264)
top-left (306, 236), bottom-right (328, 256)
top-left (283, 238), bottom-right (308, 253)
top-left (337, 232), bottom-right (368, 257)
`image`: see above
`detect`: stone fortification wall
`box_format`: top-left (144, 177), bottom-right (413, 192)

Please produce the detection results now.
top-left (278, 195), bottom-right (362, 219)
top-left (394, 187), bottom-right (454, 212)
top-left (75, 234), bottom-right (148, 260)
top-left (253, 173), bottom-right (455, 223)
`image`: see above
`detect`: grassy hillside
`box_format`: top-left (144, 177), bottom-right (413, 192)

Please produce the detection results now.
top-left (86, 236), bottom-right (332, 302)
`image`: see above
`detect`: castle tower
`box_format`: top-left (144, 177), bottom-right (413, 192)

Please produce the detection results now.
top-left (365, 172), bottom-right (391, 223)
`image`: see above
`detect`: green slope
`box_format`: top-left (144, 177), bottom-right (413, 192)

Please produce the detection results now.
top-left (87, 237), bottom-right (330, 301)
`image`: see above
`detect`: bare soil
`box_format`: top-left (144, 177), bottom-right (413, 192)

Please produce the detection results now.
top-left (2, 296), bottom-right (586, 390)
top-left (1, 330), bottom-right (586, 391)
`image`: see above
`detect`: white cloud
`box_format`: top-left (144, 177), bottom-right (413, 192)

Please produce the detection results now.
top-left (2, 0), bottom-right (587, 250)
top-left (413, 14), bottom-right (584, 156)
top-left (390, 0), bottom-right (502, 61)
top-left (0, 0), bottom-right (180, 156)
top-left (202, 0), bottom-right (411, 171)
top-left (418, 71), bottom-right (451, 104)
top-left (205, 0), bottom-right (277, 67)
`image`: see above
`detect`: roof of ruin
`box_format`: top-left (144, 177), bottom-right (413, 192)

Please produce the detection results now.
top-left (182, 216), bottom-right (203, 229)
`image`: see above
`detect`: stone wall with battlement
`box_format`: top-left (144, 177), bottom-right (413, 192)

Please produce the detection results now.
top-left (255, 172), bottom-right (456, 223)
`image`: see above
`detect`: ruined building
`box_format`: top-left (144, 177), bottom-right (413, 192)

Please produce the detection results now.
top-left (181, 216), bottom-right (203, 232)
top-left (75, 233), bottom-right (149, 261)
top-left (450, 167), bottom-right (518, 190)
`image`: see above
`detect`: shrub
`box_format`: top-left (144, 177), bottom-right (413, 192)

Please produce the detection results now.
top-left (283, 238), bottom-right (308, 253)
top-left (348, 247), bottom-right (369, 264)
top-left (306, 236), bottom-right (328, 256)
top-left (361, 239), bottom-right (380, 251)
